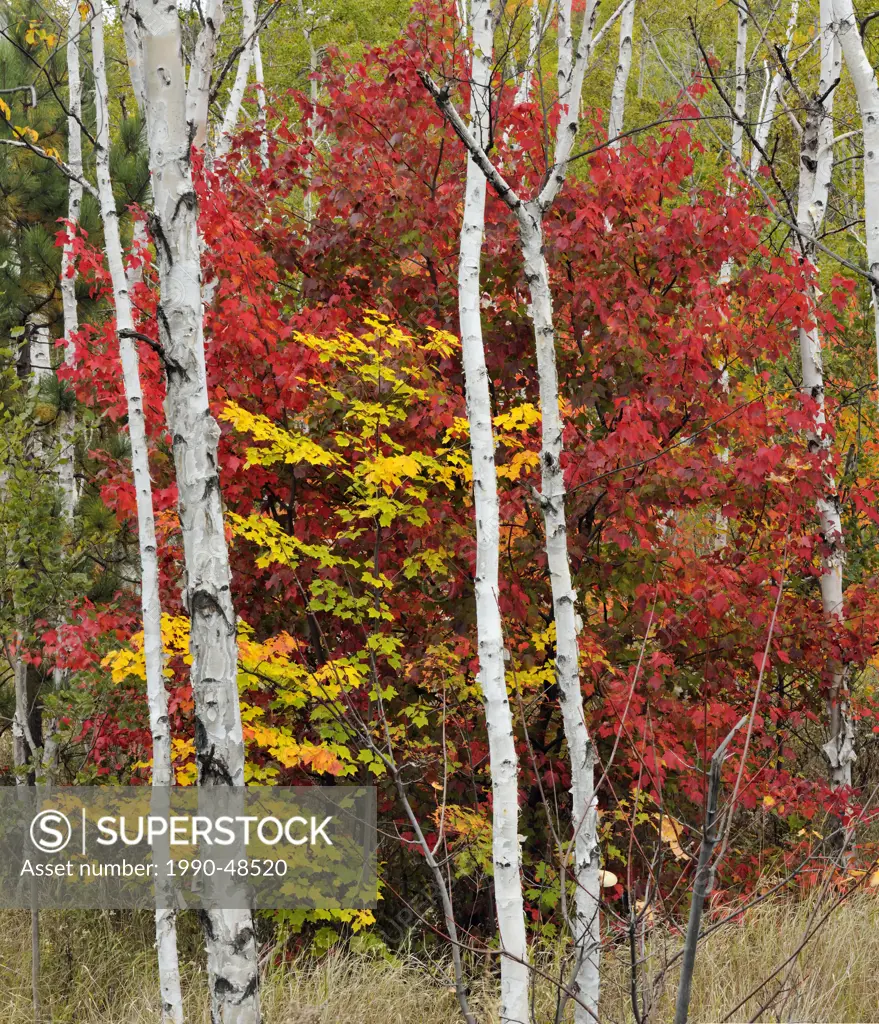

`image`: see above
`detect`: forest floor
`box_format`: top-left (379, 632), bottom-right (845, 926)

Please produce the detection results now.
top-left (2, 895), bottom-right (879, 1022)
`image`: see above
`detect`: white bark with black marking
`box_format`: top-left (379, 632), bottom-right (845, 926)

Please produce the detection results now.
top-left (517, 202), bottom-right (600, 1021)
top-left (608, 0), bottom-right (635, 146)
top-left (91, 4), bottom-right (183, 1017)
top-left (751, 0), bottom-right (800, 173)
top-left (798, 0), bottom-right (853, 789)
top-left (126, 1), bottom-right (261, 1018)
top-left (833, 0), bottom-right (879, 393)
top-left (217, 0), bottom-right (257, 158)
top-left (459, 3), bottom-right (530, 1020)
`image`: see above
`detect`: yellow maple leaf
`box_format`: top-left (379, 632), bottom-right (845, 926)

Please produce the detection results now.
top-left (660, 818), bottom-right (687, 860)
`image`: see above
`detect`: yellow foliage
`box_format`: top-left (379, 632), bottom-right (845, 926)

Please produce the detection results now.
top-left (13, 125), bottom-right (38, 144)
top-left (220, 402), bottom-right (340, 469)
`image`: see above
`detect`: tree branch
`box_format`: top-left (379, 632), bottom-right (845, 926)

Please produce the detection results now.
top-left (0, 136), bottom-right (98, 197)
top-left (417, 69), bottom-right (522, 210)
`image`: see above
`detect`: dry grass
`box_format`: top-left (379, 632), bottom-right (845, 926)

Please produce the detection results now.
top-left (3, 896), bottom-right (879, 1022)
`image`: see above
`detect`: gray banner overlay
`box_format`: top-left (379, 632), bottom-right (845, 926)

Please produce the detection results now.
top-left (0, 787), bottom-right (376, 910)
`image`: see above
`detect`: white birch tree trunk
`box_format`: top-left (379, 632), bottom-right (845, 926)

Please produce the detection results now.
top-left (42, 0), bottom-right (86, 779)
top-left (90, 4), bottom-right (184, 1017)
top-left (216, 0), bottom-right (257, 158)
top-left (731, 2), bottom-right (749, 164)
top-left (719, 1), bottom-right (749, 288)
top-left (459, 3), bottom-right (530, 1020)
top-left (514, 0), bottom-right (541, 105)
top-left (534, 10), bottom-right (604, 1016)
top-left (423, 5), bottom-right (631, 1011)
top-left (750, 0), bottom-right (800, 173)
top-left (58, 0), bottom-right (82, 518)
top-left (12, 321), bottom-right (53, 779)
top-left (796, 0), bottom-right (854, 788)
top-left (298, 0), bottom-right (325, 226)
top-left (125, 2), bottom-right (261, 1018)
top-left (608, 0), bottom-right (635, 146)
top-left (833, 0), bottom-right (879, 394)
top-left (252, 36), bottom-right (268, 168)
top-left (186, 0), bottom-right (225, 151)
top-left (517, 203), bottom-right (600, 1021)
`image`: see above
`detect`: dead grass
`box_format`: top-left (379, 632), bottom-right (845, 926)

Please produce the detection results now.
top-left (3, 895), bottom-right (879, 1022)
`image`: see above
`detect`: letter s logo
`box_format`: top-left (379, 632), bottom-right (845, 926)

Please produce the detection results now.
top-left (30, 809), bottom-right (72, 853)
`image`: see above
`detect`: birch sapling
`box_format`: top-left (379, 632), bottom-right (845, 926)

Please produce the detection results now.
top-left (423, 5), bottom-right (635, 1015)
top-left (90, 3), bottom-right (184, 1017)
top-left (458, 2), bottom-right (530, 1020)
top-left (126, 0), bottom-right (261, 1017)
top-left (43, 0), bottom-right (85, 780)
top-left (796, 0), bottom-right (854, 788)
top-left (58, 0), bottom-right (81, 519)
top-left (832, 0), bottom-right (879, 395)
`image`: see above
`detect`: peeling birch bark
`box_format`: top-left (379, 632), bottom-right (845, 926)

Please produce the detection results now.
top-left (91, 3), bottom-right (184, 1018)
top-left (459, 3), bottom-right (529, 1020)
top-left (126, 1), bottom-right (261, 1018)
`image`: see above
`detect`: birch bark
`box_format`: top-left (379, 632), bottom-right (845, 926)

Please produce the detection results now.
top-left (125, 2), bottom-right (261, 1018)
top-left (514, 0), bottom-right (540, 105)
top-left (216, 0), bottom-right (257, 158)
top-left (719, 1), bottom-right (748, 287)
top-left (424, 2), bottom-right (632, 1009)
top-left (252, 36), bottom-right (268, 168)
top-left (798, 0), bottom-right (854, 788)
top-left (516, 199), bottom-right (600, 1022)
top-left (525, 9), bottom-right (606, 1015)
top-left (42, 0), bottom-right (86, 780)
top-left (459, 3), bottom-right (529, 1020)
top-left (91, 4), bottom-right (184, 1017)
top-left (608, 0), bottom-right (635, 146)
top-left (832, 0), bottom-right (879, 393)
top-left (731, 2), bottom-right (749, 164)
top-left (186, 0), bottom-right (225, 151)
top-left (750, 0), bottom-right (800, 173)
top-left (58, 0), bottom-right (82, 518)
top-left (298, 0), bottom-right (325, 226)
top-left (422, 5), bottom-right (641, 1013)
